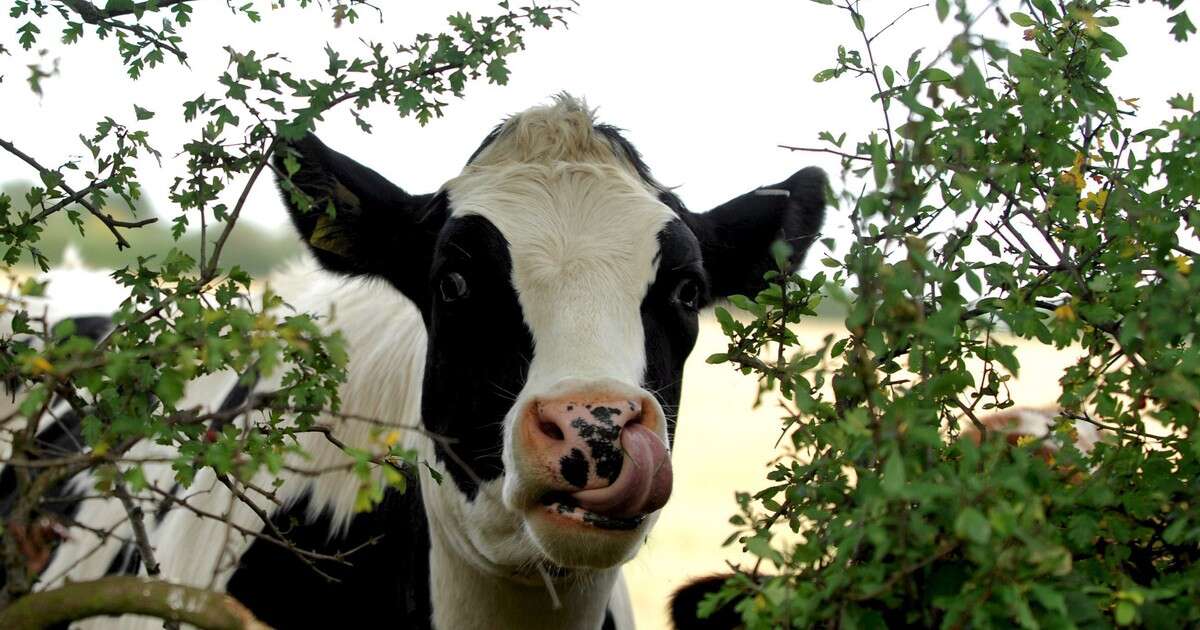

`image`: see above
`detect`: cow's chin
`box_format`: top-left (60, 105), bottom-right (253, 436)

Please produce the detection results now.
top-left (524, 504), bottom-right (657, 569)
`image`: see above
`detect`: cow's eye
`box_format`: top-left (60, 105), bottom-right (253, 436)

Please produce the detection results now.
top-left (672, 278), bottom-right (702, 311)
top-left (438, 272), bottom-right (470, 303)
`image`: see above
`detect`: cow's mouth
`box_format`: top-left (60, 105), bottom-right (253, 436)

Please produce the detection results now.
top-left (538, 493), bottom-right (646, 531)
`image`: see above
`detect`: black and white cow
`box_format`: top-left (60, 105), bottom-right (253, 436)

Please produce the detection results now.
top-left (7, 95), bottom-right (826, 629)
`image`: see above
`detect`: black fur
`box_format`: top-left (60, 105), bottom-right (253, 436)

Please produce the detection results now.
top-left (103, 544), bottom-right (143, 577)
top-left (641, 219), bottom-right (707, 445)
top-left (671, 574), bottom-right (743, 630)
top-left (421, 215), bottom-right (532, 498)
top-left (681, 167), bottom-right (828, 298)
top-left (226, 479), bottom-right (431, 629)
top-left (62, 315), bottom-right (113, 341)
top-left (274, 134), bottom-right (447, 312)
top-left (0, 409), bottom-right (85, 520)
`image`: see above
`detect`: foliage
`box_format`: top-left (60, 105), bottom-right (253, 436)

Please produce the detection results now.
top-left (706, 0), bottom-right (1200, 627)
top-left (0, 0), bottom-right (569, 620)
top-left (0, 179), bottom-right (299, 275)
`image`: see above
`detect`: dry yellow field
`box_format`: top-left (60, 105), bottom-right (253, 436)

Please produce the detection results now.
top-left (623, 315), bottom-right (1084, 629)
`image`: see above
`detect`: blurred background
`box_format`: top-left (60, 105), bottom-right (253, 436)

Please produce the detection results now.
top-left (1, 1), bottom-right (1194, 627)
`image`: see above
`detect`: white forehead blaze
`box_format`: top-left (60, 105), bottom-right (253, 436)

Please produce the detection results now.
top-left (443, 96), bottom-right (676, 392)
top-left (447, 162), bottom-right (674, 392)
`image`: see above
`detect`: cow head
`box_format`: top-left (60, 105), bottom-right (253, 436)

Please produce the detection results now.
top-left (273, 96), bottom-right (825, 576)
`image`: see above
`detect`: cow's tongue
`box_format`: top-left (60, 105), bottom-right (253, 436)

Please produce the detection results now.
top-left (570, 423), bottom-right (672, 518)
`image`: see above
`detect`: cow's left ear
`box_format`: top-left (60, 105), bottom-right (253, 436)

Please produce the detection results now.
top-left (274, 134), bottom-right (446, 305)
top-left (681, 167), bottom-right (827, 298)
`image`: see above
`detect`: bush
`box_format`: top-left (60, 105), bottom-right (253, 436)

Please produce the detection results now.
top-left (705, 1), bottom-right (1200, 627)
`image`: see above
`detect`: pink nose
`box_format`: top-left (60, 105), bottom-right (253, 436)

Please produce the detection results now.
top-left (524, 395), bottom-right (673, 518)
top-left (533, 398), bottom-right (641, 489)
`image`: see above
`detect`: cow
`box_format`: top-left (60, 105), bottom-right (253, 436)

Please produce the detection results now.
top-left (1, 94), bottom-right (827, 629)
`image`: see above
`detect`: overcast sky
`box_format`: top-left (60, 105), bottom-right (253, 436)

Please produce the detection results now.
top-left (1, 1), bottom-right (1196, 259)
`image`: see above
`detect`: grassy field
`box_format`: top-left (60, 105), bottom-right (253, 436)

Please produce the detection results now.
top-left (623, 315), bottom-right (1084, 629)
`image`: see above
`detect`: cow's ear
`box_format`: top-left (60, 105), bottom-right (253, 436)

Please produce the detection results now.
top-left (681, 167), bottom-right (827, 298)
top-left (274, 134), bottom-right (446, 303)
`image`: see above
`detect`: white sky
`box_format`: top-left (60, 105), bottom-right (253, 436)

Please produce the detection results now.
top-left (1, 1), bottom-right (1196, 264)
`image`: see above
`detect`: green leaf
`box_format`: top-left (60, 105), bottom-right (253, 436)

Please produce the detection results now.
top-left (17, 21), bottom-right (39, 50)
top-left (154, 371), bottom-right (185, 408)
top-left (881, 452), bottom-right (905, 496)
top-left (486, 58), bottom-right (510, 84)
top-left (954, 507), bottom-right (991, 544)
top-left (1168, 93), bottom-right (1194, 112)
top-left (1010, 12), bottom-right (1035, 27)
top-left (906, 49), bottom-right (922, 79)
top-left (1030, 0), bottom-right (1059, 19)
top-left (1115, 601), bottom-right (1136, 626)
top-left (1168, 11), bottom-right (1196, 42)
top-left (1094, 32), bottom-right (1128, 59)
top-left (870, 138), bottom-right (888, 188)
top-left (923, 68), bottom-right (953, 83)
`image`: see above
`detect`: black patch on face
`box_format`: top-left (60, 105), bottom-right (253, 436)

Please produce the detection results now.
top-left (422, 215), bottom-right (533, 498)
top-left (640, 219), bottom-right (707, 445)
top-left (227, 474), bottom-right (431, 629)
top-left (603, 608), bottom-right (617, 630)
top-left (560, 448), bottom-right (589, 488)
top-left (571, 407), bottom-right (624, 483)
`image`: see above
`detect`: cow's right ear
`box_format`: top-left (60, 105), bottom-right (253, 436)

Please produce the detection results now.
top-left (274, 134), bottom-right (446, 303)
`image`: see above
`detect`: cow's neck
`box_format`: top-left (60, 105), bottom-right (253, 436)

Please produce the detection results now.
top-left (428, 527), bottom-right (618, 630)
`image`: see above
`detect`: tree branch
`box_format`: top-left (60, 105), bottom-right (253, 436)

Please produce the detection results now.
top-left (0, 576), bottom-right (268, 630)
top-left (57, 0), bottom-right (193, 24)
top-left (0, 136), bottom-right (157, 249)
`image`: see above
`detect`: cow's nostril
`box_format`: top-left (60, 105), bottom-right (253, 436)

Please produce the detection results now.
top-left (538, 421), bottom-right (565, 441)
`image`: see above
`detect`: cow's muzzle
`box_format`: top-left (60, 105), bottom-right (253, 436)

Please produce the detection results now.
top-left (520, 391), bottom-right (673, 529)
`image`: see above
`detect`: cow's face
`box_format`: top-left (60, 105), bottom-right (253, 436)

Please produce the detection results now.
top-left (275, 96), bottom-right (825, 575)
